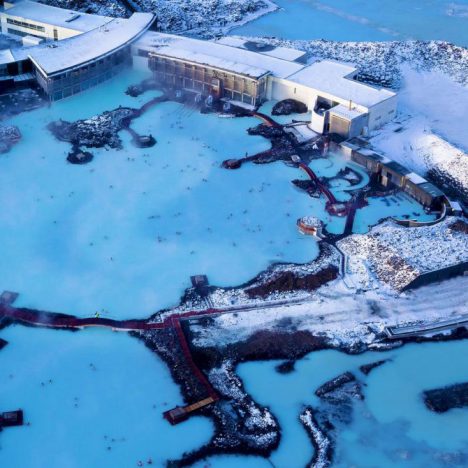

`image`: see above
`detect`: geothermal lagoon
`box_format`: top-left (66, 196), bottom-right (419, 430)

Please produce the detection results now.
top-left (0, 70), bottom-right (433, 318)
top-left (0, 68), bottom-right (464, 468)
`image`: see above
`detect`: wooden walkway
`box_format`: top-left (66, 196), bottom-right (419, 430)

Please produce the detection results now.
top-left (298, 162), bottom-right (339, 206)
top-left (0, 302), bottom-right (220, 421)
top-left (251, 111), bottom-right (282, 128)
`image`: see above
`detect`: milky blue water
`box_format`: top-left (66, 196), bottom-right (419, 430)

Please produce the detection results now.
top-left (232, 0), bottom-right (468, 46)
top-left (0, 325), bottom-right (213, 467)
top-left (200, 340), bottom-right (468, 467)
top-left (0, 69), bottom-right (432, 318)
top-left (0, 70), bottom-right (315, 318)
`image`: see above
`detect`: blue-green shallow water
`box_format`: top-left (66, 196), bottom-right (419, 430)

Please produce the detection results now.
top-left (199, 340), bottom-right (468, 467)
top-left (0, 69), bottom-right (433, 318)
top-left (0, 325), bottom-right (213, 467)
top-left (231, 0), bottom-right (468, 46)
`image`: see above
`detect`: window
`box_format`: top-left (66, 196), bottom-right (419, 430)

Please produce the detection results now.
top-left (7, 28), bottom-right (28, 37)
top-left (6, 18), bottom-right (45, 32)
top-left (242, 94), bottom-right (253, 105)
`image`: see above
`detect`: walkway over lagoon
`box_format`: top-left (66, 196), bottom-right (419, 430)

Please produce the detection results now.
top-left (0, 300), bottom-right (220, 418)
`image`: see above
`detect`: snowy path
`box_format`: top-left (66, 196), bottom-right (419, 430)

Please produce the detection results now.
top-left (189, 276), bottom-right (468, 348)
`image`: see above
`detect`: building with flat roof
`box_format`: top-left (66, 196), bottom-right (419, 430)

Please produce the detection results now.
top-left (1, 0), bottom-right (112, 41)
top-left (1, 1), bottom-right (396, 137)
top-left (349, 147), bottom-right (446, 208)
top-left (213, 37), bottom-right (308, 63)
top-left (0, 1), bottom-right (154, 98)
top-left (133, 31), bottom-right (305, 107)
top-left (272, 60), bottom-right (397, 138)
top-left (133, 31), bottom-right (397, 138)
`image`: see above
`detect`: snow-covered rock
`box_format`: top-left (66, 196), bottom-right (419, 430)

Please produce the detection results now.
top-left (338, 217), bottom-right (468, 291)
top-left (244, 37), bottom-right (468, 88)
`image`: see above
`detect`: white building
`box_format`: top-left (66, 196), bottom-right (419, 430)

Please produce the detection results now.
top-left (272, 60), bottom-right (397, 138)
top-left (1, 0), bottom-right (112, 41)
top-left (134, 33), bottom-right (397, 139)
top-left (0, 1), bottom-right (397, 138)
top-left (0, 0), bottom-right (154, 99)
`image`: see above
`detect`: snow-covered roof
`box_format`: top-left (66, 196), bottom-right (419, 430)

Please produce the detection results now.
top-left (28, 13), bottom-right (154, 76)
top-left (214, 37), bottom-right (307, 63)
top-left (3, 0), bottom-right (112, 33)
top-left (418, 182), bottom-right (445, 197)
top-left (287, 60), bottom-right (396, 108)
top-left (407, 172), bottom-right (427, 185)
top-left (135, 31), bottom-right (304, 79)
top-left (329, 104), bottom-right (366, 121)
top-left (151, 47), bottom-right (269, 80)
top-left (384, 160), bottom-right (411, 175)
top-left (0, 49), bottom-right (16, 66)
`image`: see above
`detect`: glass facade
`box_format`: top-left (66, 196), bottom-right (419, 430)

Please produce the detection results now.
top-left (149, 54), bottom-right (267, 106)
top-left (36, 48), bottom-right (131, 101)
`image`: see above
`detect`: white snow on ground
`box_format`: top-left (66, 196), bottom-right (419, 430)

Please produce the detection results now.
top-left (39, 0), bottom-right (128, 17)
top-left (134, 0), bottom-right (277, 37)
top-left (300, 408), bottom-right (330, 468)
top-left (158, 245), bottom-right (340, 317)
top-left (397, 67), bottom-right (468, 151)
top-left (189, 274), bottom-right (468, 350)
top-left (40, 0), bottom-right (277, 37)
top-left (338, 217), bottom-right (468, 291)
top-left (369, 67), bottom-right (468, 200)
top-left (239, 38), bottom-right (468, 87)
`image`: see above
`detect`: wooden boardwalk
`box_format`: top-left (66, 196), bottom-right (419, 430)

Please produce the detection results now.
top-left (0, 302), bottom-right (220, 421)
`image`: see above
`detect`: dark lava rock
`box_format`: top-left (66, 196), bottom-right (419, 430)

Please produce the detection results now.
top-left (126, 85), bottom-right (142, 97)
top-left (449, 220), bottom-right (468, 234)
top-left (67, 149), bottom-right (93, 165)
top-left (48, 107), bottom-right (135, 150)
top-left (304, 371), bottom-right (365, 465)
top-left (315, 374), bottom-right (364, 422)
top-left (133, 134), bottom-right (156, 148)
top-left (248, 123), bottom-right (283, 139)
top-left (300, 407), bottom-right (333, 468)
top-left (272, 99), bottom-right (308, 116)
top-left (276, 360), bottom-right (295, 374)
top-left (316, 372), bottom-right (357, 398)
top-left (292, 178), bottom-right (320, 197)
top-left (427, 167), bottom-right (468, 205)
top-left (337, 166), bottom-right (364, 186)
top-left (245, 266), bottom-right (338, 298)
top-left (125, 79), bottom-right (160, 98)
top-left (423, 382), bottom-right (468, 413)
top-left (359, 359), bottom-right (388, 375)
top-left (0, 124), bottom-right (21, 154)
top-left (223, 158), bottom-right (242, 169)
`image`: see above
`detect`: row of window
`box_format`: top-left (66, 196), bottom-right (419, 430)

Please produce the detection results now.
top-left (6, 18), bottom-right (46, 33)
top-left (6, 27), bottom-right (43, 40)
top-left (7, 27), bottom-right (29, 37)
top-left (154, 71), bottom-right (255, 105)
top-left (151, 57), bottom-right (262, 91)
top-left (153, 67), bottom-right (259, 96)
top-left (50, 69), bottom-right (119, 101)
top-left (48, 53), bottom-right (128, 87)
